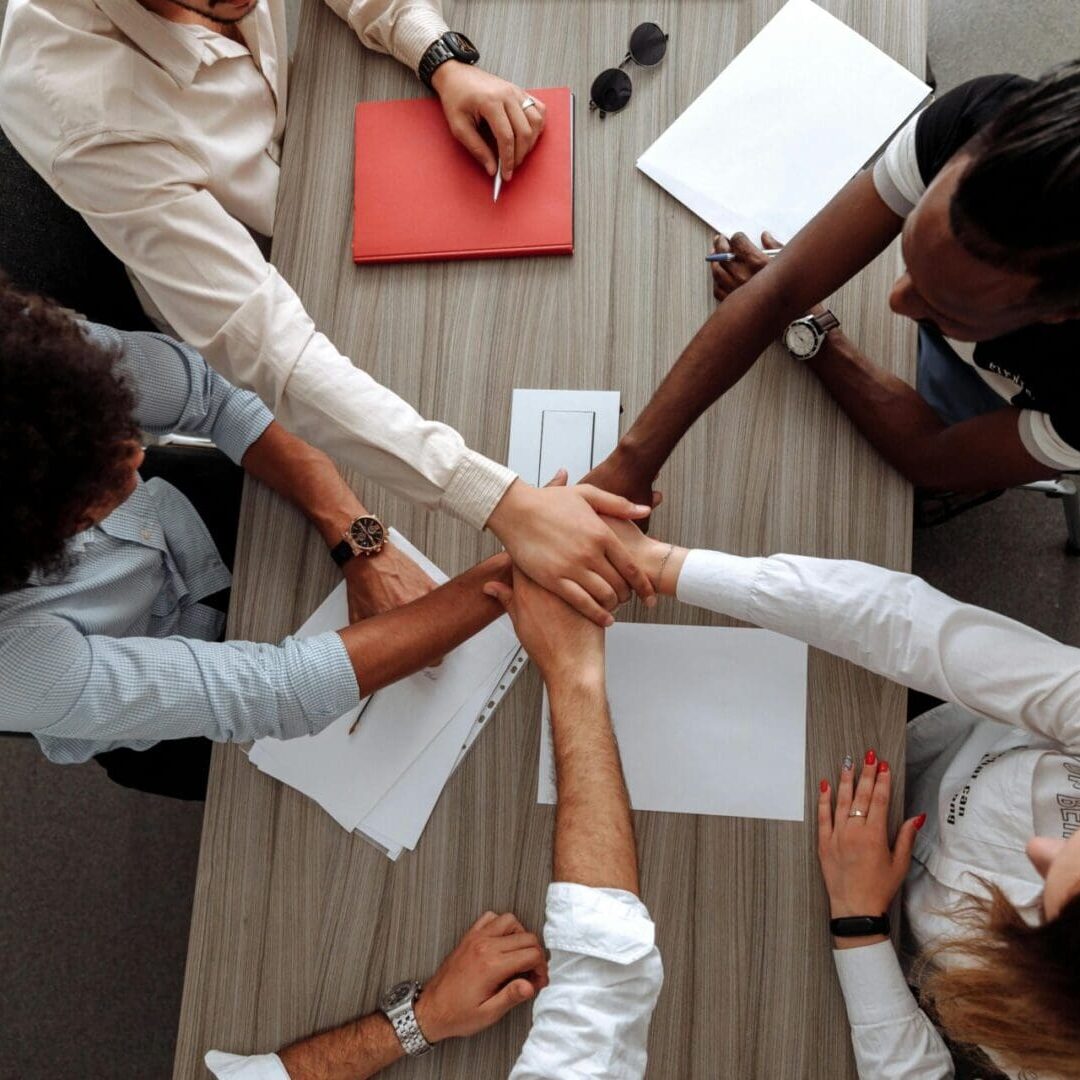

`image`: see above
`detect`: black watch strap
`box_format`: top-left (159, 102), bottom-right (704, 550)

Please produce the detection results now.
top-left (829, 914), bottom-right (890, 938)
top-left (330, 539), bottom-right (355, 567)
top-left (418, 31), bottom-right (480, 88)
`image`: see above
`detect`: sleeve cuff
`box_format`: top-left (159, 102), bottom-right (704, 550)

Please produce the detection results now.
top-left (442, 449), bottom-right (517, 530)
top-left (1017, 409), bottom-right (1080, 472)
top-left (542, 882), bottom-right (656, 964)
top-left (211, 389), bottom-right (275, 464)
top-left (832, 941), bottom-right (922, 1027)
top-left (204, 1050), bottom-right (291, 1080)
top-left (390, 8), bottom-right (450, 72)
top-left (675, 549), bottom-right (764, 622)
top-left (281, 631), bottom-right (361, 733)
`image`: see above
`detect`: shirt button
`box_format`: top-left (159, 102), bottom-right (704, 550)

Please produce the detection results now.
top-left (141, 528), bottom-right (153, 541)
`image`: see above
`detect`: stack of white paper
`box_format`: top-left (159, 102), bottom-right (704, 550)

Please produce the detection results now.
top-left (249, 532), bottom-right (523, 859)
top-left (636, 0), bottom-right (931, 241)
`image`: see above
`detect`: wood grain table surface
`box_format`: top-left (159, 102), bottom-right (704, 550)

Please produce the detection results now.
top-left (174, 2), bottom-right (926, 1076)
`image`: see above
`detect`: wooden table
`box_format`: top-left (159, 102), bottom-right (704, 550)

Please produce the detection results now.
top-left (174, 2), bottom-right (925, 1076)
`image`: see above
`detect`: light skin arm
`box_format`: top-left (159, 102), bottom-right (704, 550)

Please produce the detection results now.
top-left (484, 568), bottom-right (639, 894)
top-left (241, 420), bottom-right (437, 620)
top-left (586, 171), bottom-right (904, 504)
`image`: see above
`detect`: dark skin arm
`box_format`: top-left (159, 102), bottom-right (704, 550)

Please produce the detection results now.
top-left (585, 171), bottom-right (904, 504)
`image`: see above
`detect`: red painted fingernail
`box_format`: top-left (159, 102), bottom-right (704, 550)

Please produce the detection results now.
top-left (877, 759), bottom-right (889, 774)
top-left (914, 812), bottom-right (927, 830)
top-left (864, 748), bottom-right (876, 766)
top-left (819, 779), bottom-right (829, 793)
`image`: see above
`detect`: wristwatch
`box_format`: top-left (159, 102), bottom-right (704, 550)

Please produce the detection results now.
top-left (380, 980), bottom-right (433, 1056)
top-left (417, 31), bottom-right (480, 89)
top-left (829, 914), bottom-right (891, 938)
top-left (329, 514), bottom-right (386, 567)
top-left (783, 309), bottom-right (840, 359)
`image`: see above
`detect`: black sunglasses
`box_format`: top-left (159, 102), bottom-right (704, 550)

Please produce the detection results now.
top-left (589, 22), bottom-right (670, 119)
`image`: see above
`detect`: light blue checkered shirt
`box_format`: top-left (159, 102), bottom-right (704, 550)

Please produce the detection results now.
top-left (0, 323), bottom-right (359, 763)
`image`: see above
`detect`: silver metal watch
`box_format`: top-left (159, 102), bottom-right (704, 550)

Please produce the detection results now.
top-left (783, 309), bottom-right (840, 359)
top-left (380, 980), bottom-right (433, 1057)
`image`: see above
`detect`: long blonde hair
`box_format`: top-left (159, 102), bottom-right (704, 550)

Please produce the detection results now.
top-left (917, 885), bottom-right (1080, 1078)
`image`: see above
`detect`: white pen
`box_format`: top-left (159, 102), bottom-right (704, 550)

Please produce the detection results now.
top-left (493, 169), bottom-right (503, 202)
top-left (706, 248), bottom-right (783, 263)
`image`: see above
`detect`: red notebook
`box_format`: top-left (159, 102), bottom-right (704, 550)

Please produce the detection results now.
top-left (353, 86), bottom-right (573, 264)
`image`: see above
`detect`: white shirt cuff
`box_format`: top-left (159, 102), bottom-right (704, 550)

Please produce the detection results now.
top-left (204, 1050), bottom-right (290, 1080)
top-left (543, 882), bottom-right (656, 964)
top-left (832, 941), bottom-right (921, 1027)
top-left (675, 549), bottom-right (763, 623)
top-left (1017, 409), bottom-right (1080, 472)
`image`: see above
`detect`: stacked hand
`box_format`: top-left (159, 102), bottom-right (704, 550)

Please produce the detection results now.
top-left (431, 62), bottom-right (547, 181)
top-left (414, 911), bottom-right (548, 1043)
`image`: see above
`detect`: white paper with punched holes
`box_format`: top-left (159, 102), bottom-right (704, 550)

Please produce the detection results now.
top-left (248, 530), bottom-right (522, 859)
top-left (538, 624), bottom-right (809, 821)
top-left (636, 0), bottom-right (931, 242)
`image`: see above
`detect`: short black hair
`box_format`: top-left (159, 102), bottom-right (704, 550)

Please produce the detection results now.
top-left (0, 279), bottom-right (139, 591)
top-left (951, 59), bottom-right (1080, 308)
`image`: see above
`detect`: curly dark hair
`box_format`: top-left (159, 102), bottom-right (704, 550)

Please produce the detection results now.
top-left (1, 278), bottom-right (139, 591)
top-left (952, 59), bottom-right (1080, 307)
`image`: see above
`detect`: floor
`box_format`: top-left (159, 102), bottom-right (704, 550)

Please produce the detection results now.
top-left (1, 3), bottom-right (1077, 1078)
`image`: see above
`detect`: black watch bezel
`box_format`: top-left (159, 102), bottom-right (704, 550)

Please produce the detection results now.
top-left (418, 31), bottom-right (480, 88)
top-left (829, 914), bottom-right (891, 938)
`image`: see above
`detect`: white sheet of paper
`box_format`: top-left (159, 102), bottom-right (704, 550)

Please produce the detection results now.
top-left (507, 390), bottom-right (620, 486)
top-left (636, 0), bottom-right (930, 241)
top-left (538, 624), bottom-right (808, 821)
top-left (249, 531), bottom-right (517, 832)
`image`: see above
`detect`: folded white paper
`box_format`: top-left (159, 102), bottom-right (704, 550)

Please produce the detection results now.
top-left (636, 0), bottom-right (930, 241)
top-left (538, 624), bottom-right (808, 821)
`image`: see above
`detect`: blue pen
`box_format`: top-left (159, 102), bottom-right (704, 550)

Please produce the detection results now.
top-left (706, 249), bottom-right (783, 263)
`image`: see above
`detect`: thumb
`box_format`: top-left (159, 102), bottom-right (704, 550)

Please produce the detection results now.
top-left (578, 486), bottom-right (652, 520)
top-left (892, 813), bottom-right (924, 871)
top-left (544, 468), bottom-right (568, 488)
top-left (479, 978), bottom-right (535, 1026)
top-left (451, 117), bottom-right (497, 176)
top-left (762, 230), bottom-right (783, 250)
top-left (483, 581), bottom-right (513, 607)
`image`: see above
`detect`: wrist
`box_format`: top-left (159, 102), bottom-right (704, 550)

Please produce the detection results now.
top-left (412, 992), bottom-right (445, 1044)
top-left (319, 503), bottom-right (370, 552)
top-left (429, 58), bottom-right (469, 96)
top-left (485, 478), bottom-right (530, 541)
top-left (651, 543), bottom-right (689, 595)
top-left (546, 667), bottom-right (606, 705)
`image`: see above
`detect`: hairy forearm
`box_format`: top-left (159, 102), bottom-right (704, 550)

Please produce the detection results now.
top-left (242, 420), bottom-right (365, 547)
top-left (339, 554), bottom-right (511, 694)
top-left (549, 678), bottom-right (639, 895)
top-left (278, 1013), bottom-right (402, 1080)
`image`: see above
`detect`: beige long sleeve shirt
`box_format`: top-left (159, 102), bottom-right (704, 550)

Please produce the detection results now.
top-left (0, 0), bottom-right (516, 528)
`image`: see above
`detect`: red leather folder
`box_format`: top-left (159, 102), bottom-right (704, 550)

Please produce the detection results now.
top-left (352, 86), bottom-right (573, 264)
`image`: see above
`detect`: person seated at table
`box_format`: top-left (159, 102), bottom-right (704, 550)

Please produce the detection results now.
top-left (603, 517), bottom-right (1080, 1079)
top-left (0, 280), bottom-right (528, 800)
top-left (205, 563), bottom-right (663, 1078)
top-left (585, 62), bottom-right (1080, 509)
top-left (0, 0), bottom-right (654, 628)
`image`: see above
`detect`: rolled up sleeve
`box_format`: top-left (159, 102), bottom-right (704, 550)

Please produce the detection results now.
top-left (509, 883), bottom-right (663, 1079)
top-left (52, 133), bottom-right (515, 528)
top-left (322, 0), bottom-right (449, 71)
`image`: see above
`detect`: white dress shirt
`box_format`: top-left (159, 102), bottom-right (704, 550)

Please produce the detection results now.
top-left (0, 0), bottom-right (516, 530)
top-left (676, 549), bottom-right (1080, 1080)
top-left (205, 882), bottom-right (663, 1079)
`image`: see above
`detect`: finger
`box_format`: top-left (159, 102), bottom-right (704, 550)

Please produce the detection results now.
top-left (761, 230), bottom-right (784, 250)
top-left (712, 232), bottom-right (732, 255)
top-left (484, 105), bottom-right (516, 180)
top-left (835, 753), bottom-right (856, 819)
top-left (585, 564), bottom-right (628, 608)
top-left (544, 468), bottom-right (568, 489)
top-left (729, 231), bottom-right (767, 271)
top-left (577, 485), bottom-right (652, 520)
top-left (892, 814), bottom-right (923, 872)
top-left (816, 778), bottom-right (833, 850)
top-left (477, 978), bottom-right (535, 1025)
top-left (868, 758), bottom-right (891, 830)
top-left (506, 101), bottom-right (536, 167)
top-left (482, 581), bottom-right (513, 606)
top-left (651, 490), bottom-right (664, 509)
top-left (604, 533), bottom-right (656, 607)
top-left (471, 910), bottom-right (499, 931)
top-left (489, 946), bottom-right (547, 984)
top-left (494, 931), bottom-right (541, 952)
top-left (487, 912), bottom-right (523, 937)
top-left (558, 578), bottom-right (614, 628)
top-left (849, 748), bottom-right (877, 821)
top-left (450, 117), bottom-right (497, 177)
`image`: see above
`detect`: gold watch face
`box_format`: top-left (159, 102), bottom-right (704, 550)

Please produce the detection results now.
top-left (349, 515), bottom-right (385, 552)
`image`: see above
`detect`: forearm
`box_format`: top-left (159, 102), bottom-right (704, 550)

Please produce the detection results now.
top-left (278, 1012), bottom-right (402, 1080)
top-left (339, 554), bottom-right (511, 693)
top-left (549, 679), bottom-right (639, 894)
top-left (805, 331), bottom-right (948, 487)
top-left (241, 421), bottom-right (365, 548)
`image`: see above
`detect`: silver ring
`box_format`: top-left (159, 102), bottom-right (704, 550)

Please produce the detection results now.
top-left (520, 96), bottom-right (538, 112)
top-left (847, 809), bottom-right (866, 818)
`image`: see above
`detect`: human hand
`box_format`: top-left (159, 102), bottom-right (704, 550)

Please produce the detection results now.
top-left (430, 62), bottom-right (546, 180)
top-left (709, 230), bottom-right (785, 304)
top-left (817, 750), bottom-right (925, 947)
top-left (580, 448), bottom-right (663, 532)
top-left (484, 565), bottom-right (604, 685)
top-left (342, 541), bottom-right (438, 622)
top-left (600, 517), bottom-right (688, 596)
top-left (485, 473), bottom-right (656, 627)
top-left (414, 911), bottom-right (548, 1043)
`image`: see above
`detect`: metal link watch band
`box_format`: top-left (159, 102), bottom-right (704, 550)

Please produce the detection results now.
top-left (390, 1007), bottom-right (432, 1056)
